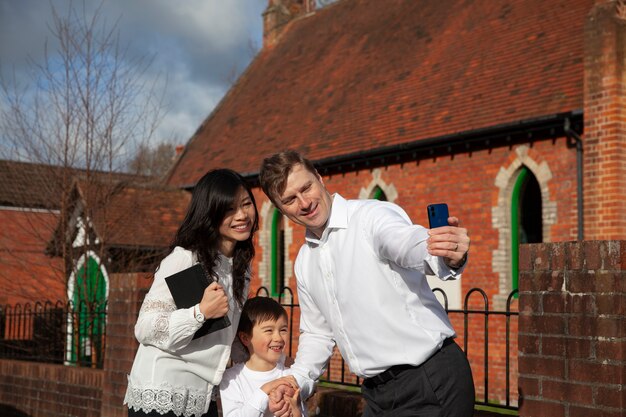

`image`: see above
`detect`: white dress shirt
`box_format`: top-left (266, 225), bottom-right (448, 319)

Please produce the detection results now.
top-left (124, 246), bottom-right (248, 417)
top-left (290, 194), bottom-right (464, 397)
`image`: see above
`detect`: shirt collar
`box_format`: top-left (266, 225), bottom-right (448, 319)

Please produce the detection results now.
top-left (305, 193), bottom-right (348, 244)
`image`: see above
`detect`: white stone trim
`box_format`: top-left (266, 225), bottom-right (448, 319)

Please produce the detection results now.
top-left (358, 168), bottom-right (398, 202)
top-left (65, 250), bottom-right (109, 363)
top-left (259, 201), bottom-right (293, 295)
top-left (492, 145), bottom-right (556, 309)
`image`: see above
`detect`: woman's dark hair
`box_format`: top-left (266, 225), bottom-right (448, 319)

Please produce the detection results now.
top-left (171, 169), bottom-right (258, 307)
top-left (238, 296), bottom-right (288, 337)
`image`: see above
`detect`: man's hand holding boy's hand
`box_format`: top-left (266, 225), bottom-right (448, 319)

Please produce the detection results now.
top-left (427, 216), bottom-right (470, 269)
top-left (261, 376), bottom-right (296, 395)
top-left (268, 376), bottom-right (299, 417)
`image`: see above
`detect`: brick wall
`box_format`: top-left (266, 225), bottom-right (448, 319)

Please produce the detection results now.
top-left (101, 272), bottom-right (152, 417)
top-left (0, 359), bottom-right (103, 417)
top-left (518, 241), bottom-right (626, 417)
top-left (248, 136), bottom-right (574, 406)
top-left (0, 272), bottom-right (150, 417)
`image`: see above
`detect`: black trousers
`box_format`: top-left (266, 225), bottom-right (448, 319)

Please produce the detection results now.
top-left (128, 401), bottom-right (218, 417)
top-left (361, 340), bottom-right (475, 417)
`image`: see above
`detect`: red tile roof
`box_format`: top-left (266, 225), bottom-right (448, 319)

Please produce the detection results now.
top-left (0, 159), bottom-right (153, 209)
top-left (168, 0), bottom-right (594, 187)
top-left (75, 181), bottom-right (191, 249)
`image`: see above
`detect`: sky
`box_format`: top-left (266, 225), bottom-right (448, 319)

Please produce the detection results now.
top-left (0, 0), bottom-right (269, 152)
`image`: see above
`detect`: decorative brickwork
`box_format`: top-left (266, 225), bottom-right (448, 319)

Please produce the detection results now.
top-left (518, 241), bottom-right (626, 417)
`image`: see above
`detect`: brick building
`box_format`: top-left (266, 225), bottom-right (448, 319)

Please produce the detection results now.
top-left (165, 0), bottom-right (625, 408)
top-left (167, 0), bottom-right (604, 299)
top-left (0, 160), bottom-right (189, 307)
top-left (1, 0), bottom-right (624, 416)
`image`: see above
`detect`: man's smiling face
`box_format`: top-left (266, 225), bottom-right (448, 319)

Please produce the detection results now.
top-left (276, 164), bottom-right (333, 238)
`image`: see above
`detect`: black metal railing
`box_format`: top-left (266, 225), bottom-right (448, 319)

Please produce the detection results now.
top-left (0, 300), bottom-right (107, 368)
top-left (0, 286), bottom-right (519, 410)
top-left (257, 286), bottom-right (519, 412)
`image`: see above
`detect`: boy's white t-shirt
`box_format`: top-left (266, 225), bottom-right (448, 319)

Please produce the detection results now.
top-left (219, 360), bottom-right (306, 417)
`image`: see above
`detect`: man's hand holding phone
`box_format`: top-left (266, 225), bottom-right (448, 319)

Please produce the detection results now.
top-left (426, 203), bottom-right (469, 269)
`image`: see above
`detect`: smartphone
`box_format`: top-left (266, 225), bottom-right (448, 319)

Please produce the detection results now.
top-left (427, 203), bottom-right (449, 228)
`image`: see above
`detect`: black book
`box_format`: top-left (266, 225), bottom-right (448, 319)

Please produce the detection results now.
top-left (164, 263), bottom-right (231, 339)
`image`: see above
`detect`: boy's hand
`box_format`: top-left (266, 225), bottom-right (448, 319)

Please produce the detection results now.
top-left (285, 388), bottom-right (302, 417)
top-left (427, 216), bottom-right (470, 268)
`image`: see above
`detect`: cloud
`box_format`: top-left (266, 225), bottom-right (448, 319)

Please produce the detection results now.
top-left (0, 0), bottom-right (266, 149)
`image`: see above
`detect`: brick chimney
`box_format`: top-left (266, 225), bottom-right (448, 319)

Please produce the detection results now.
top-left (263, 0), bottom-right (315, 48)
top-left (582, 1), bottom-right (626, 239)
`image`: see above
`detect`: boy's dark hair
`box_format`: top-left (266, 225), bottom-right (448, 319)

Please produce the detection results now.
top-left (238, 296), bottom-right (288, 336)
top-left (259, 149), bottom-right (317, 207)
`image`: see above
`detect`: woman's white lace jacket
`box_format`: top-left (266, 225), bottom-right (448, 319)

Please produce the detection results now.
top-left (124, 247), bottom-right (247, 417)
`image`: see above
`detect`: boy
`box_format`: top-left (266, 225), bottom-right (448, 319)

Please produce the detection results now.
top-left (220, 297), bottom-right (304, 417)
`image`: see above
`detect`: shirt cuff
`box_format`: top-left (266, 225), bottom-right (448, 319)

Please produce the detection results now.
top-left (438, 253), bottom-right (467, 279)
top-left (291, 371), bottom-right (315, 399)
top-left (188, 306), bottom-right (203, 330)
top-left (248, 388), bottom-right (269, 412)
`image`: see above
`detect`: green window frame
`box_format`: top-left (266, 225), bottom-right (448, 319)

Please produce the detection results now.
top-left (69, 255), bottom-right (107, 368)
top-left (511, 166), bottom-right (542, 294)
top-left (270, 208), bottom-right (284, 297)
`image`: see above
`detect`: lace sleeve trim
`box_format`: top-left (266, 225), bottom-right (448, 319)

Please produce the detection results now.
top-left (138, 297), bottom-right (177, 347)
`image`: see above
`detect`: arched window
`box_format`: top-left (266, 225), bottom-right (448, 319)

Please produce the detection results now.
top-left (511, 166), bottom-right (542, 291)
top-left (370, 185), bottom-right (387, 201)
top-left (67, 253), bottom-right (107, 368)
top-left (270, 208), bottom-right (285, 297)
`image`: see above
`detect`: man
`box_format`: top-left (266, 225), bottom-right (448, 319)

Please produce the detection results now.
top-left (259, 150), bottom-right (474, 417)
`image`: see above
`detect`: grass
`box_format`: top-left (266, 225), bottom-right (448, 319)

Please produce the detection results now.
top-left (317, 381), bottom-right (361, 393)
top-left (474, 403), bottom-right (519, 415)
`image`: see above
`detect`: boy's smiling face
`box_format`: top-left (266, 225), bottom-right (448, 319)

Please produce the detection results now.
top-left (242, 315), bottom-right (289, 372)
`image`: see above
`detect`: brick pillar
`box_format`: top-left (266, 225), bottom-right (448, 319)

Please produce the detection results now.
top-left (583, 1), bottom-right (626, 239)
top-left (262, 0), bottom-right (315, 48)
top-left (101, 272), bottom-right (151, 417)
top-left (518, 241), bottom-right (626, 417)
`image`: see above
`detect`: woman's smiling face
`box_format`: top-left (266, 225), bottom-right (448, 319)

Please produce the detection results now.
top-left (218, 186), bottom-right (256, 256)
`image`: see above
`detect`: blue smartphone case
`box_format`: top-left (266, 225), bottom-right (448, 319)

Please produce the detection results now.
top-left (427, 203), bottom-right (449, 228)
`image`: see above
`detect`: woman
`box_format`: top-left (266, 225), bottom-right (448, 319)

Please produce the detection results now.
top-left (124, 169), bottom-right (259, 417)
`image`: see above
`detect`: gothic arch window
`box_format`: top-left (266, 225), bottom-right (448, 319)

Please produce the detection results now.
top-left (66, 251), bottom-right (108, 367)
top-left (259, 201), bottom-right (293, 296)
top-left (359, 168), bottom-right (398, 202)
top-left (492, 145), bottom-right (556, 308)
top-left (511, 166), bottom-right (543, 292)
